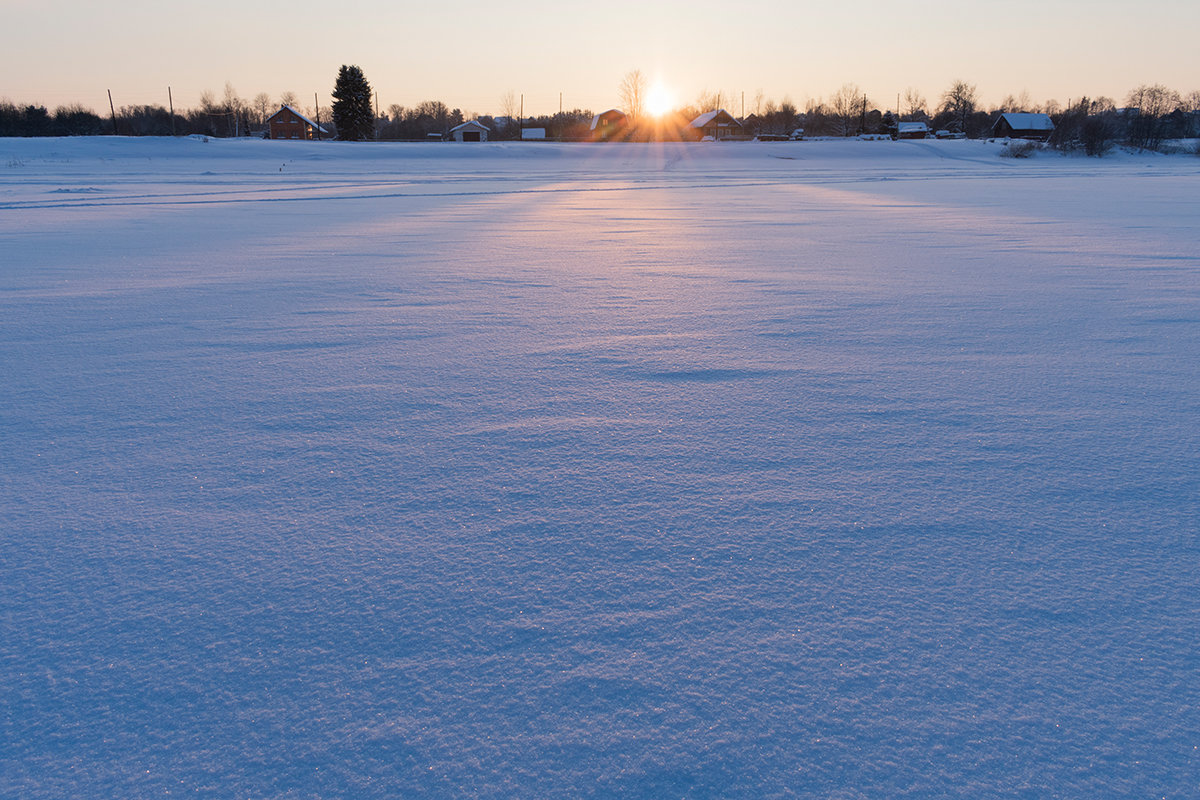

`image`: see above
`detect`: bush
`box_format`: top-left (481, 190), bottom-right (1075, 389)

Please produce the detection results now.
top-left (999, 140), bottom-right (1038, 158)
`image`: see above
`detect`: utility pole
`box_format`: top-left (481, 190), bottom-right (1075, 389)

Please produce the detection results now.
top-left (108, 89), bottom-right (117, 135)
top-left (519, 93), bottom-right (523, 139)
top-left (559, 92), bottom-right (562, 115)
top-left (169, 86), bottom-right (176, 136)
top-left (314, 92), bottom-right (321, 140)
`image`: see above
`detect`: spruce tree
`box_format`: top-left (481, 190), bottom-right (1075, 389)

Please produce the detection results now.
top-left (331, 65), bottom-right (374, 141)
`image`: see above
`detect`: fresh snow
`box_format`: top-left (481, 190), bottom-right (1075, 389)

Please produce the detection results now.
top-left (2, 137), bottom-right (1199, 799)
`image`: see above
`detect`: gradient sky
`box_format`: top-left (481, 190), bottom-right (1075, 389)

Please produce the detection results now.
top-left (3, 0), bottom-right (1197, 116)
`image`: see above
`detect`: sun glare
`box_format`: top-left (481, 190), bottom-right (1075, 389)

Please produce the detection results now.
top-left (645, 82), bottom-right (676, 117)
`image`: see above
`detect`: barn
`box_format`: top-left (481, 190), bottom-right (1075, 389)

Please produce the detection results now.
top-left (589, 109), bottom-right (628, 140)
top-left (450, 120), bottom-right (490, 142)
top-left (266, 106), bottom-right (327, 140)
top-left (992, 112), bottom-right (1055, 141)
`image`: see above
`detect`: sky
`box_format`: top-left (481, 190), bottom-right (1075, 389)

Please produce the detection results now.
top-left (3, 0), bottom-right (1198, 117)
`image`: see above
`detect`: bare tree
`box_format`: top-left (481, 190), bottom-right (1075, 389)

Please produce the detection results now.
top-left (221, 82), bottom-right (247, 135)
top-left (830, 83), bottom-right (867, 136)
top-left (197, 89), bottom-right (224, 136)
top-left (803, 98), bottom-right (832, 136)
top-left (279, 91), bottom-right (299, 109)
top-left (695, 89), bottom-right (725, 113)
top-left (1127, 84), bottom-right (1180, 117)
top-left (999, 90), bottom-right (1034, 113)
top-left (1125, 84), bottom-right (1182, 149)
top-left (619, 69), bottom-right (647, 119)
top-left (939, 80), bottom-right (977, 134)
top-left (497, 90), bottom-right (519, 137)
top-left (223, 82), bottom-right (241, 112)
top-left (1184, 90), bottom-right (1200, 137)
top-left (252, 92), bottom-right (272, 126)
top-left (902, 87), bottom-right (927, 120)
top-left (761, 98), bottom-right (797, 135)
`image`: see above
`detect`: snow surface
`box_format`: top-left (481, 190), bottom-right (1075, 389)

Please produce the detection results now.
top-left (2, 137), bottom-right (1199, 799)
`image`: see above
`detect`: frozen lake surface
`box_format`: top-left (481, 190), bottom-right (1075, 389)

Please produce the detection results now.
top-left (3, 137), bottom-right (1199, 798)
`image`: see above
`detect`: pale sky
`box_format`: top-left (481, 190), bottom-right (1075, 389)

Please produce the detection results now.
top-left (3, 0), bottom-right (1198, 117)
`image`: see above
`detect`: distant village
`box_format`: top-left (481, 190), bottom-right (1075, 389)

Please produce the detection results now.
top-left (3, 74), bottom-right (1198, 155)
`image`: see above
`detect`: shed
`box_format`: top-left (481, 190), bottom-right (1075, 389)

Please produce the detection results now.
top-left (266, 105), bottom-right (327, 140)
top-left (450, 120), bottom-right (490, 142)
top-left (590, 109), bottom-right (628, 140)
top-left (992, 112), bottom-right (1055, 140)
top-left (521, 127), bottom-right (547, 140)
top-left (690, 109), bottom-right (743, 140)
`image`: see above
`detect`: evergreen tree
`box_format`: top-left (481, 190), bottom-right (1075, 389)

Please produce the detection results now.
top-left (331, 65), bottom-right (374, 141)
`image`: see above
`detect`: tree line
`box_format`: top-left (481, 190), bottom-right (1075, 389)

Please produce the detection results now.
top-left (0, 82), bottom-right (311, 139)
top-left (4, 70), bottom-right (1199, 155)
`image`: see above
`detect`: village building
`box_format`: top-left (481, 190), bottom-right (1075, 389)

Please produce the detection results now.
top-left (450, 120), bottom-right (490, 142)
top-left (590, 109), bottom-right (628, 140)
top-left (690, 109), bottom-right (743, 140)
top-left (895, 121), bottom-right (930, 140)
top-left (266, 106), bottom-right (328, 140)
top-left (992, 112), bottom-right (1055, 140)
top-left (739, 114), bottom-right (763, 138)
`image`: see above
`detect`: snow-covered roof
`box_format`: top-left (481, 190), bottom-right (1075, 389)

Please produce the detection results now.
top-left (267, 105), bottom-right (328, 133)
top-left (690, 109), bottom-right (739, 128)
top-left (997, 112), bottom-right (1054, 131)
top-left (590, 109), bottom-right (626, 130)
top-left (450, 120), bottom-right (490, 132)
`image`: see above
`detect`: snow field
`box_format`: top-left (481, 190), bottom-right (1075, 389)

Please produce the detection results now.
top-left (2, 137), bottom-right (1199, 798)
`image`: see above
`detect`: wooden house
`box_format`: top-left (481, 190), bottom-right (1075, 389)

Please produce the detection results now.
top-left (690, 109), bottom-right (743, 140)
top-left (266, 105), bottom-right (327, 140)
top-left (590, 109), bottom-right (628, 140)
top-left (740, 113), bottom-right (763, 138)
top-left (992, 112), bottom-right (1055, 140)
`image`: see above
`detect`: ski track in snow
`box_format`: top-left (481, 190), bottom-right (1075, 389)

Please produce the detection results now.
top-left (2, 137), bottom-right (1199, 799)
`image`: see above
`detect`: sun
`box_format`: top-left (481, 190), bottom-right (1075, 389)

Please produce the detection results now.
top-left (645, 82), bottom-right (676, 117)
